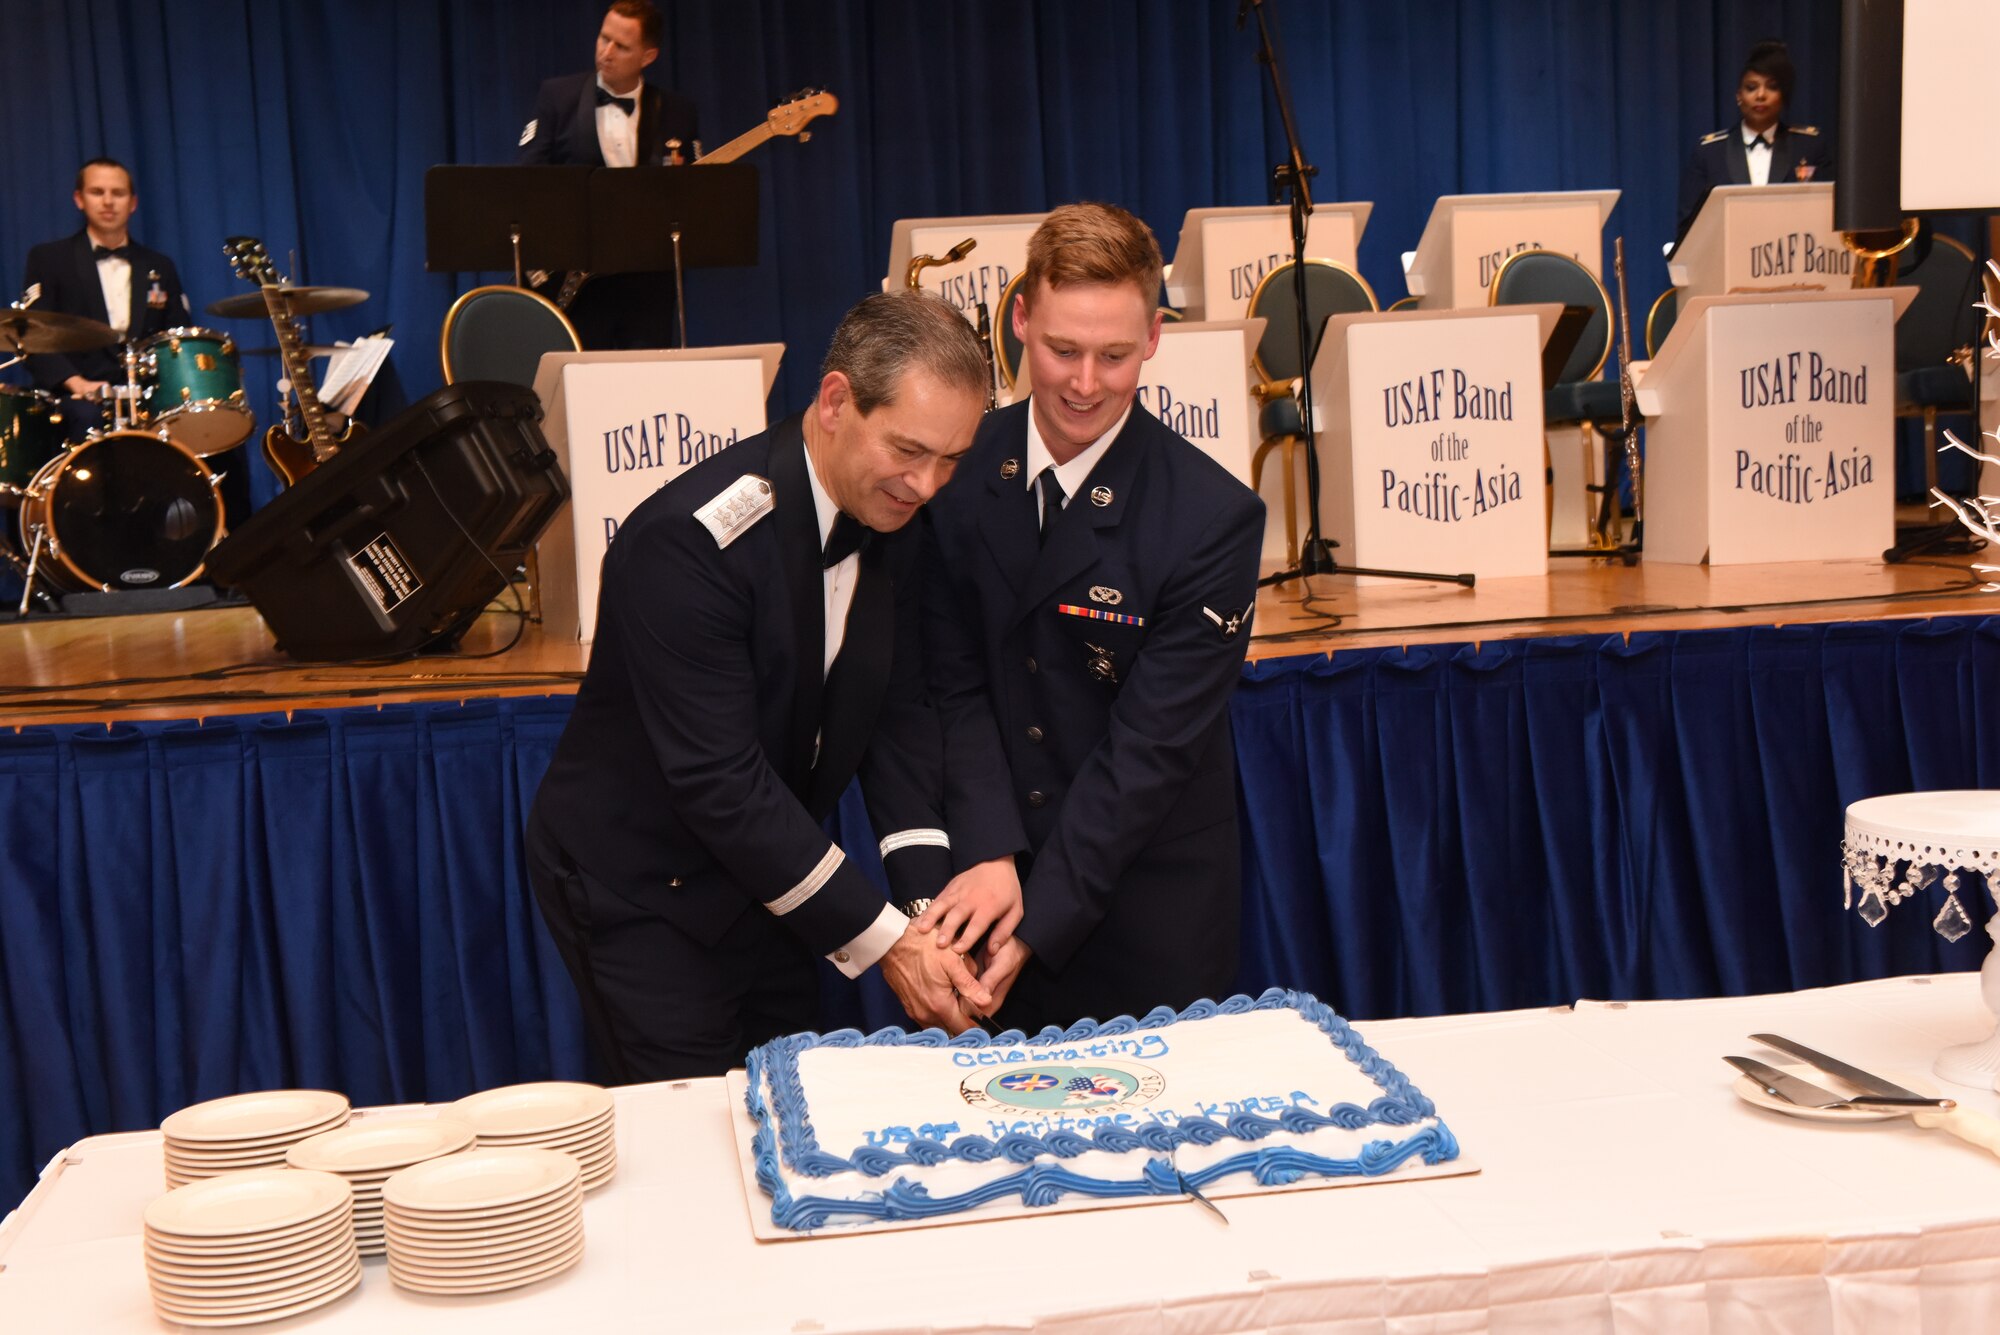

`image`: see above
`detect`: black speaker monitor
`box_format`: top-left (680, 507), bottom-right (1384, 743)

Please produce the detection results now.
top-left (208, 381), bottom-right (569, 661)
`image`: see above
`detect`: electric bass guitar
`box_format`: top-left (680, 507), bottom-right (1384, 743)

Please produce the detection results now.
top-left (541, 88), bottom-right (839, 307)
top-left (223, 236), bottom-right (362, 488)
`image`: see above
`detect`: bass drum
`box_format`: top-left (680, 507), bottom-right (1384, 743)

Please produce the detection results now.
top-left (19, 431), bottom-right (225, 591)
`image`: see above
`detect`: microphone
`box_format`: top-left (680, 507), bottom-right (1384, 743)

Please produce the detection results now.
top-left (943, 237), bottom-right (977, 264)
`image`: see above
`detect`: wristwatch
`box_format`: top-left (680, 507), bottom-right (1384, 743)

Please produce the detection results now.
top-left (902, 898), bottom-right (934, 919)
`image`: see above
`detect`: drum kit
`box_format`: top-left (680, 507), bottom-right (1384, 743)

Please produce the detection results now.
top-left (0, 283), bottom-right (366, 609)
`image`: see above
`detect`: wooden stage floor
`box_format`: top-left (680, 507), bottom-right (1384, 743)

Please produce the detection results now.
top-left (0, 549), bottom-right (1991, 728)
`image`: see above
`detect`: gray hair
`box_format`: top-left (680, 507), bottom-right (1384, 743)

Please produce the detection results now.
top-left (818, 290), bottom-right (989, 415)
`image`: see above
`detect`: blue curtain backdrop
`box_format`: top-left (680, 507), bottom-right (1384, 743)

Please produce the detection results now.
top-left (4, 616), bottom-right (1995, 1210)
top-left (0, 0), bottom-right (1854, 512)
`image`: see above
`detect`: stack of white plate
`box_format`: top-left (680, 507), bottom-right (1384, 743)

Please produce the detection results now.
top-left (448, 1082), bottom-right (616, 1190)
top-left (285, 1118), bottom-right (476, 1257)
top-left (144, 1168), bottom-right (360, 1327)
top-left (381, 1147), bottom-right (585, 1295)
top-left (162, 1090), bottom-right (352, 1188)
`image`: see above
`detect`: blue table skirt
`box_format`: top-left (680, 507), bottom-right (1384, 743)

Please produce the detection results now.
top-left (5, 616), bottom-right (1994, 1208)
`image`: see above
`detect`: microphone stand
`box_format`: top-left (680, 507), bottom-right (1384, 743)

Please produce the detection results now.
top-left (1240, 0), bottom-right (1472, 592)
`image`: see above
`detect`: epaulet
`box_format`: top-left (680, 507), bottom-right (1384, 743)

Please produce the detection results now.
top-left (693, 473), bottom-right (775, 549)
top-left (1699, 130), bottom-right (1729, 145)
top-left (1791, 125), bottom-right (1819, 136)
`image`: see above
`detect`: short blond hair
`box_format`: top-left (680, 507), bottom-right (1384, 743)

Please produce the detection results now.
top-left (1018, 202), bottom-right (1162, 308)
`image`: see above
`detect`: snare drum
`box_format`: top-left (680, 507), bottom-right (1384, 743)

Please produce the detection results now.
top-left (17, 431), bottom-right (225, 590)
top-left (139, 327), bottom-right (253, 455)
top-left (0, 384), bottom-right (65, 496)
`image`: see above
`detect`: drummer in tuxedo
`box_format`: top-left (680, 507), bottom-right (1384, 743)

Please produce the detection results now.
top-left (21, 158), bottom-right (191, 440)
top-left (527, 291), bottom-right (998, 1082)
top-left (516, 0), bottom-right (699, 351)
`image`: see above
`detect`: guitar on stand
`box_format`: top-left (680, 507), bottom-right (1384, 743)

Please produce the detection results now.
top-left (536, 88), bottom-right (839, 308)
top-left (222, 236), bottom-right (363, 487)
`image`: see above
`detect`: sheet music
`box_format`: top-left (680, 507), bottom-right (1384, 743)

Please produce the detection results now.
top-left (318, 336), bottom-right (393, 415)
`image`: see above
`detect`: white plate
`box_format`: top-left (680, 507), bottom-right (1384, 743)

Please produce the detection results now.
top-left (382, 1191), bottom-right (582, 1243)
top-left (150, 1273), bottom-right (359, 1329)
top-left (286, 1118), bottom-right (476, 1173)
top-left (1731, 1065), bottom-right (1916, 1123)
top-left (145, 1170), bottom-right (353, 1239)
top-left (162, 1091), bottom-right (352, 1145)
top-left (147, 1242), bottom-right (356, 1297)
top-left (382, 1148), bottom-right (579, 1213)
top-left (473, 1107), bottom-right (615, 1144)
top-left (387, 1235), bottom-right (584, 1294)
top-left (146, 1215), bottom-right (352, 1271)
top-left (165, 1113), bottom-right (349, 1155)
top-left (387, 1210), bottom-right (581, 1260)
top-left (449, 1083), bottom-right (612, 1137)
top-left (154, 1255), bottom-right (360, 1318)
top-left (387, 1219), bottom-right (583, 1274)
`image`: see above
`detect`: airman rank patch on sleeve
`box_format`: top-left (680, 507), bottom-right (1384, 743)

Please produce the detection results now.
top-left (695, 474), bottom-right (775, 548)
top-left (520, 120), bottom-right (538, 147)
top-left (1700, 130), bottom-right (1728, 145)
top-left (1202, 605), bottom-right (1250, 637)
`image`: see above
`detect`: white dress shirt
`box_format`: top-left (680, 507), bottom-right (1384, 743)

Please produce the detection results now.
top-left (594, 76), bottom-right (641, 168)
top-left (94, 250), bottom-right (131, 334)
top-left (804, 450), bottom-right (907, 977)
top-left (1024, 402), bottom-right (1133, 519)
top-left (1742, 123), bottom-right (1775, 188)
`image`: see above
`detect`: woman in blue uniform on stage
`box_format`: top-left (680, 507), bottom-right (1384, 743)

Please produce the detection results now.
top-left (1675, 39), bottom-right (1836, 243)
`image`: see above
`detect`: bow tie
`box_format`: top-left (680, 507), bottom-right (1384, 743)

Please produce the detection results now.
top-left (1747, 135), bottom-right (1773, 150)
top-left (822, 513), bottom-right (870, 568)
top-left (92, 243), bottom-right (132, 261)
top-left (595, 86), bottom-right (636, 116)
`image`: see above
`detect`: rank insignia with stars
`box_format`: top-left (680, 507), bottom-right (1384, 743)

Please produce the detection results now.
top-left (1202, 605), bottom-right (1249, 638)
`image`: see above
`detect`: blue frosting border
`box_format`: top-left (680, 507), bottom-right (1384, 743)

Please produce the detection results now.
top-left (743, 988), bottom-right (1461, 1231)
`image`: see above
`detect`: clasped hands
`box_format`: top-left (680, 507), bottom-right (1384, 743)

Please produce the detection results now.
top-left (880, 857), bottom-right (1032, 1036)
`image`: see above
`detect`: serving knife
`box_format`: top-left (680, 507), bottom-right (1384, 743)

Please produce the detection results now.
top-left (1724, 1056), bottom-right (1952, 1111)
top-left (1749, 1034), bottom-right (1929, 1100)
top-left (1725, 1055), bottom-right (2000, 1158)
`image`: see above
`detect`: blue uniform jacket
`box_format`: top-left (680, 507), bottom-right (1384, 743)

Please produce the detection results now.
top-left (924, 400), bottom-right (1264, 1024)
top-left (1675, 122), bottom-right (1836, 242)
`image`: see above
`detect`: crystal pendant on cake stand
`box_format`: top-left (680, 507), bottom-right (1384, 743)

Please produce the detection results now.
top-left (1842, 790), bottom-right (2000, 1090)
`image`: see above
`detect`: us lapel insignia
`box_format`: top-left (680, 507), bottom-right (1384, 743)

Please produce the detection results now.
top-left (1000, 458), bottom-right (1020, 480)
top-left (1202, 605), bottom-right (1250, 638)
top-left (1090, 485), bottom-right (1113, 507)
top-left (1084, 641), bottom-right (1118, 682)
top-left (1088, 585), bottom-right (1122, 606)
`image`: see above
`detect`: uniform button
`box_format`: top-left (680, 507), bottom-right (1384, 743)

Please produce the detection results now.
top-left (1026, 790), bottom-right (1047, 808)
top-left (834, 950), bottom-right (851, 964)
top-left (1026, 725), bottom-right (1044, 743)
top-left (669, 877), bottom-right (683, 887)
top-left (1024, 656), bottom-right (1038, 674)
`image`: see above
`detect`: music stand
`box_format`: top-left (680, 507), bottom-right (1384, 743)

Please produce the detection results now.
top-left (587, 163), bottom-right (759, 348)
top-left (424, 165), bottom-right (594, 286)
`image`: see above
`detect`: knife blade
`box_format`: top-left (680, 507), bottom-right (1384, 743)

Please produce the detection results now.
top-left (1724, 1056), bottom-right (1954, 1111)
top-left (1749, 1033), bottom-right (1930, 1100)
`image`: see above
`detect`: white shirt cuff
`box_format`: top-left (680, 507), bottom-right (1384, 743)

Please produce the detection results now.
top-left (829, 903), bottom-right (906, 979)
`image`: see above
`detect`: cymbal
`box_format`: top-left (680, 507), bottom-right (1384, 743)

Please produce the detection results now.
top-left (206, 286), bottom-right (369, 319)
top-left (0, 307), bottom-right (120, 354)
top-left (239, 344), bottom-right (347, 358)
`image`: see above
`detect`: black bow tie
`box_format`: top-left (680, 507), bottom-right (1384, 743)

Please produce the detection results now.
top-left (1747, 135), bottom-right (1772, 150)
top-left (595, 86), bottom-right (636, 116)
top-left (822, 513), bottom-right (870, 568)
top-left (92, 243), bottom-right (131, 261)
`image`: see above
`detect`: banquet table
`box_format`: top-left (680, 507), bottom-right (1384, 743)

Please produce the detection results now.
top-left (5, 973), bottom-right (2000, 1334)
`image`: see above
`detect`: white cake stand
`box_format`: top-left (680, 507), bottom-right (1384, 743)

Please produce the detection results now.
top-left (1844, 790), bottom-right (2000, 1090)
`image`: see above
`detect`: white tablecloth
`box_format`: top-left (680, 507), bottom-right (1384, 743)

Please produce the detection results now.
top-left (6, 974), bottom-right (2000, 1333)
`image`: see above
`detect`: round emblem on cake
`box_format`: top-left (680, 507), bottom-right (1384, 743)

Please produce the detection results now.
top-left (959, 1062), bottom-right (1163, 1115)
